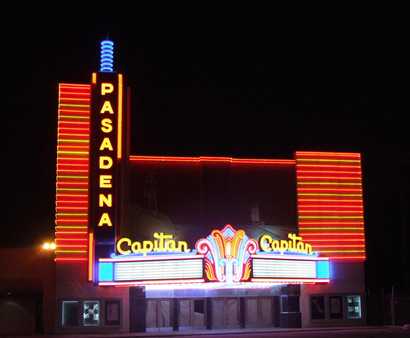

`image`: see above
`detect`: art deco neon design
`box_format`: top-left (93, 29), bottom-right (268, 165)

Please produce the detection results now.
top-left (55, 84), bottom-right (91, 262)
top-left (195, 224), bottom-right (258, 283)
top-left (100, 40), bottom-right (114, 72)
top-left (98, 254), bottom-right (204, 283)
top-left (97, 225), bottom-right (330, 287)
top-left (295, 151), bottom-right (366, 261)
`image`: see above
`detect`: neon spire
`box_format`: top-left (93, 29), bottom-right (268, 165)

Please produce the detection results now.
top-left (100, 39), bottom-right (114, 72)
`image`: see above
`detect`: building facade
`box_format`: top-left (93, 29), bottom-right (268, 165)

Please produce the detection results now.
top-left (53, 40), bottom-right (366, 333)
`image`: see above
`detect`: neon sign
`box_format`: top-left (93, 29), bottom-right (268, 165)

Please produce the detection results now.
top-left (89, 71), bottom-right (124, 268)
top-left (98, 225), bottom-right (330, 286)
top-left (116, 233), bottom-right (190, 255)
top-left (195, 224), bottom-right (258, 283)
top-left (259, 233), bottom-right (313, 255)
top-left (96, 82), bottom-right (116, 229)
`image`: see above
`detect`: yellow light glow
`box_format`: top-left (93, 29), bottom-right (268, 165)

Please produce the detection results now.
top-left (88, 233), bottom-right (93, 281)
top-left (116, 233), bottom-right (190, 255)
top-left (101, 83), bottom-right (114, 95)
top-left (100, 101), bottom-right (114, 114)
top-left (117, 74), bottom-right (123, 159)
top-left (42, 241), bottom-right (56, 251)
top-left (98, 212), bottom-right (113, 227)
top-left (258, 233), bottom-right (313, 255)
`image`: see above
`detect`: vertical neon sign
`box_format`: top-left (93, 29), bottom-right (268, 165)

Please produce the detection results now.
top-left (89, 40), bottom-right (125, 279)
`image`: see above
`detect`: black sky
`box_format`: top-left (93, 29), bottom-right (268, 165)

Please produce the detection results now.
top-left (3, 19), bottom-right (409, 288)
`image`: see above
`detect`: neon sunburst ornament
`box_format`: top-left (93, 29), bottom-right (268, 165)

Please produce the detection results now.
top-left (195, 224), bottom-right (258, 283)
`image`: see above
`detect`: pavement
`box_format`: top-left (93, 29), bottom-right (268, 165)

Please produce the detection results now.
top-left (9, 326), bottom-right (410, 338)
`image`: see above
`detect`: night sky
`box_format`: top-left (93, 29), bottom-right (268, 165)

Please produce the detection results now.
top-left (3, 21), bottom-right (409, 289)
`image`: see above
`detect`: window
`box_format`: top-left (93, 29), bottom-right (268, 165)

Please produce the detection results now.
top-left (83, 301), bottom-right (100, 326)
top-left (62, 301), bottom-right (80, 327)
top-left (105, 300), bottom-right (121, 326)
top-left (329, 296), bottom-right (343, 319)
top-left (194, 300), bottom-right (205, 314)
top-left (310, 296), bottom-right (325, 320)
top-left (346, 295), bottom-right (361, 319)
top-left (281, 295), bottom-right (299, 313)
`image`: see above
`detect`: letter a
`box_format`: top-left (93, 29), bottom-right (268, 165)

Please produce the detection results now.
top-left (99, 137), bottom-right (114, 151)
top-left (98, 212), bottom-right (113, 227)
top-left (100, 101), bottom-right (114, 114)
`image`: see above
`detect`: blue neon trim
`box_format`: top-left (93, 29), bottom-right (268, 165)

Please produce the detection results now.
top-left (100, 39), bottom-right (114, 72)
top-left (98, 262), bottom-right (114, 281)
top-left (316, 261), bottom-right (330, 279)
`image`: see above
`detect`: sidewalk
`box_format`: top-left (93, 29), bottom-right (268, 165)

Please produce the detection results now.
top-left (17, 325), bottom-right (410, 338)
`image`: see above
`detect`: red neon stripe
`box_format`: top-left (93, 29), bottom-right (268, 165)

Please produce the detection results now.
top-left (55, 257), bottom-right (87, 262)
top-left (330, 256), bottom-right (366, 260)
top-left (300, 232), bottom-right (364, 236)
top-left (55, 219), bottom-right (88, 223)
top-left (57, 181), bottom-right (88, 185)
top-left (308, 239), bottom-right (365, 243)
top-left (298, 200), bottom-right (363, 205)
top-left (299, 221), bottom-right (364, 225)
top-left (57, 170), bottom-right (89, 174)
top-left (299, 205), bottom-right (363, 210)
top-left (56, 238), bottom-right (88, 242)
top-left (297, 188), bottom-right (362, 192)
top-left (59, 133), bottom-right (90, 139)
top-left (298, 208), bottom-right (363, 212)
top-left (129, 155), bottom-right (295, 165)
top-left (296, 165), bottom-right (361, 170)
top-left (59, 97), bottom-right (91, 101)
top-left (58, 111), bottom-right (90, 116)
top-left (58, 147), bottom-right (89, 152)
top-left (55, 233), bottom-right (88, 238)
top-left (56, 201), bottom-right (88, 205)
top-left (58, 132), bottom-right (90, 138)
top-left (59, 127), bottom-right (90, 132)
top-left (298, 176), bottom-right (362, 181)
top-left (297, 170), bottom-right (361, 175)
top-left (296, 151), bottom-right (360, 157)
top-left (55, 231), bottom-right (88, 235)
top-left (56, 207), bottom-right (88, 211)
top-left (313, 244), bottom-right (365, 248)
top-left (57, 164), bottom-right (89, 169)
top-left (57, 157), bottom-right (88, 163)
top-left (58, 121), bottom-right (90, 127)
top-left (56, 198), bottom-right (88, 203)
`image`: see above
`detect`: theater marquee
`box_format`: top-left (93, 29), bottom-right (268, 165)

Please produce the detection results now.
top-left (97, 224), bottom-right (330, 287)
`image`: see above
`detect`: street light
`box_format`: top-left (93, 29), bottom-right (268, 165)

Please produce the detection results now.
top-left (42, 241), bottom-right (56, 251)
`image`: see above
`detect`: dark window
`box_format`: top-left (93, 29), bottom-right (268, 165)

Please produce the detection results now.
top-left (83, 300), bottom-right (100, 326)
top-left (281, 296), bottom-right (299, 313)
top-left (346, 295), bottom-right (361, 319)
top-left (62, 301), bottom-right (80, 327)
top-left (329, 296), bottom-right (343, 319)
top-left (194, 299), bottom-right (205, 314)
top-left (310, 296), bottom-right (325, 320)
top-left (105, 300), bottom-right (121, 325)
